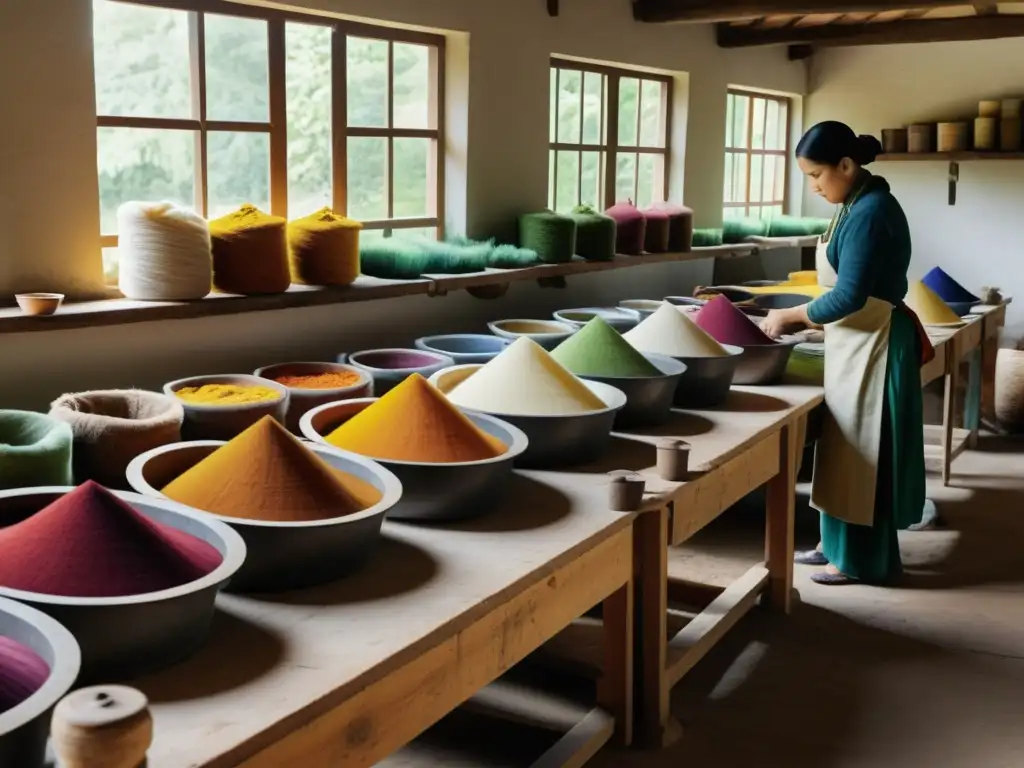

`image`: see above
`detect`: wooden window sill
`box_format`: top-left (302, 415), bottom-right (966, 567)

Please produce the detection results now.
top-left (0, 239), bottom-right (816, 334)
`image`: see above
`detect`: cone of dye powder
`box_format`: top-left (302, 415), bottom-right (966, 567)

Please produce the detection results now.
top-left (209, 204), bottom-right (291, 295)
top-left (693, 295), bottom-right (776, 346)
top-left (605, 201), bottom-right (646, 255)
top-left (287, 207), bottom-right (362, 287)
top-left (325, 374), bottom-right (507, 463)
top-left (906, 281), bottom-right (962, 325)
top-left (921, 266), bottom-right (979, 304)
top-left (444, 337), bottom-right (607, 416)
top-left (623, 303), bottom-right (728, 358)
top-left (551, 316), bottom-right (662, 377)
top-left (0, 481), bottom-right (222, 598)
top-left (0, 636), bottom-right (49, 714)
top-left (162, 416), bottom-right (382, 522)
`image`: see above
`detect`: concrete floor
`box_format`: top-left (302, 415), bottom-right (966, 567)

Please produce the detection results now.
top-left (592, 434), bottom-right (1024, 768)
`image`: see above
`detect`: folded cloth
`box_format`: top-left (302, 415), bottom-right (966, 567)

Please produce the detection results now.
top-left (49, 390), bottom-right (183, 489)
top-left (0, 410), bottom-right (74, 490)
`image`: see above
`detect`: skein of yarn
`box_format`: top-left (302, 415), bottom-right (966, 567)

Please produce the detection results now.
top-left (117, 202), bottom-right (212, 301)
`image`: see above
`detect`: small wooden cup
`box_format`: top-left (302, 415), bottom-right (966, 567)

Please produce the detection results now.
top-left (51, 685), bottom-right (153, 768)
top-left (656, 439), bottom-right (691, 482)
top-left (608, 470), bottom-right (646, 512)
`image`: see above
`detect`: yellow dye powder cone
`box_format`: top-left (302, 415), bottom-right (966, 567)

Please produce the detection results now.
top-left (446, 337), bottom-right (607, 415)
top-left (623, 303), bottom-right (728, 358)
top-left (326, 374), bottom-right (506, 463)
top-left (906, 281), bottom-right (962, 325)
top-left (162, 416), bottom-right (381, 522)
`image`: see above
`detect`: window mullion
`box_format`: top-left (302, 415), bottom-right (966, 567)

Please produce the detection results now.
top-left (428, 44), bottom-right (444, 237)
top-left (332, 28), bottom-right (348, 216)
top-left (603, 75), bottom-right (619, 210)
top-left (188, 10), bottom-right (208, 217)
top-left (387, 41), bottom-right (394, 221)
top-left (268, 18), bottom-right (288, 217)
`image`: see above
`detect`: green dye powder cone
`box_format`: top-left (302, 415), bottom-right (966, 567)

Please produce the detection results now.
top-left (551, 317), bottom-right (662, 377)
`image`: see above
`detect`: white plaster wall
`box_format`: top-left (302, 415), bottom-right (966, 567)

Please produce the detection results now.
top-left (804, 40), bottom-right (1024, 325)
top-left (0, 0), bottom-right (806, 409)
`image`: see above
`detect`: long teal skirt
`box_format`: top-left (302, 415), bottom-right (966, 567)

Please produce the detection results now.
top-left (820, 309), bottom-right (926, 584)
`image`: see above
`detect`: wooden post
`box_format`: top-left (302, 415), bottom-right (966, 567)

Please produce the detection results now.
top-left (941, 334), bottom-right (960, 486)
top-left (599, 578), bottom-right (634, 747)
top-left (764, 419), bottom-right (798, 613)
top-left (633, 504), bottom-right (671, 747)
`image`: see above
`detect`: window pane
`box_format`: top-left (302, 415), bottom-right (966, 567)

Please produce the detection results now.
top-left (348, 37), bottom-right (389, 128)
top-left (724, 206), bottom-right (743, 221)
top-left (615, 153), bottom-right (636, 203)
top-left (639, 80), bottom-right (662, 148)
top-left (102, 247), bottom-right (119, 284)
top-left (97, 127), bottom-right (196, 235)
top-left (618, 78), bottom-right (639, 147)
top-left (361, 229), bottom-right (386, 243)
top-left (765, 99), bottom-right (781, 151)
top-left (774, 155), bottom-right (787, 202)
top-left (549, 69), bottom-right (558, 143)
top-left (731, 95), bottom-right (749, 149)
top-left (205, 15), bottom-right (269, 123)
top-left (400, 227), bottom-right (437, 239)
top-left (286, 23), bottom-right (332, 218)
top-left (207, 131), bottom-right (271, 218)
top-left (580, 151), bottom-right (602, 209)
top-left (555, 151), bottom-right (580, 213)
top-left (725, 94), bottom-right (735, 147)
top-left (393, 43), bottom-right (429, 129)
top-left (636, 153), bottom-right (656, 209)
top-left (582, 72), bottom-right (604, 145)
top-left (779, 102), bottom-right (789, 151)
top-left (557, 69), bottom-right (582, 144)
top-left (735, 153), bottom-right (748, 204)
top-left (548, 149), bottom-right (556, 208)
top-left (751, 97), bottom-right (766, 150)
top-left (750, 155), bottom-right (763, 204)
top-left (93, 1), bottom-right (191, 119)
top-left (724, 153), bottom-right (735, 203)
top-left (347, 136), bottom-right (387, 220)
top-left (762, 154), bottom-right (776, 203)
top-left (393, 137), bottom-right (430, 218)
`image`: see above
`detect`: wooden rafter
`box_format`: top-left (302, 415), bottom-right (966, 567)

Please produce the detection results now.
top-left (633, 0), bottom-right (970, 23)
top-left (718, 14), bottom-right (1024, 47)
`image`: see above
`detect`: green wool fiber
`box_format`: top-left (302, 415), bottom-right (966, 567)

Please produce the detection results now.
top-left (551, 317), bottom-right (662, 377)
top-left (359, 236), bottom-right (540, 278)
top-left (519, 211), bottom-right (577, 264)
top-left (692, 228), bottom-right (724, 247)
top-left (488, 244), bottom-right (541, 268)
top-left (766, 216), bottom-right (831, 238)
top-left (568, 205), bottom-right (617, 262)
top-left (723, 217), bottom-right (770, 243)
top-left (0, 410), bottom-right (74, 490)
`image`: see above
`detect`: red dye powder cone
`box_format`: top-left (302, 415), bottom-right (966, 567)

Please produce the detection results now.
top-left (0, 481), bottom-right (222, 598)
top-left (694, 295), bottom-right (775, 346)
top-left (0, 636), bottom-right (49, 713)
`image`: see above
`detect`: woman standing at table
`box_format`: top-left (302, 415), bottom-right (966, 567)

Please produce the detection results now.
top-left (760, 121), bottom-right (929, 585)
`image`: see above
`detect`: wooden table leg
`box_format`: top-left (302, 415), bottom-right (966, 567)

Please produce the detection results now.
top-left (941, 337), bottom-right (960, 486)
top-left (964, 347), bottom-right (982, 449)
top-left (980, 310), bottom-right (1003, 428)
top-left (600, 579), bottom-right (633, 748)
top-left (765, 419), bottom-right (798, 613)
top-left (633, 504), bottom-right (669, 747)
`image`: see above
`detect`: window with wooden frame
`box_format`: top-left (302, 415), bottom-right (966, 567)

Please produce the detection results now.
top-left (723, 89), bottom-right (790, 221)
top-left (93, 0), bottom-right (444, 282)
top-left (548, 59), bottom-right (671, 214)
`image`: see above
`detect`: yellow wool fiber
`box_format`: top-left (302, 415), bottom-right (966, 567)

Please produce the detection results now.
top-left (208, 204), bottom-right (291, 295)
top-left (175, 384), bottom-right (282, 405)
top-left (288, 207), bottom-right (362, 287)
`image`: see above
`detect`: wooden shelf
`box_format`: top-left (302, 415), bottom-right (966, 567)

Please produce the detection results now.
top-left (878, 151), bottom-right (1024, 162)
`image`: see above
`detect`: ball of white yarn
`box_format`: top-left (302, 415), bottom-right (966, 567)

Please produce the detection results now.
top-left (117, 201), bottom-right (213, 301)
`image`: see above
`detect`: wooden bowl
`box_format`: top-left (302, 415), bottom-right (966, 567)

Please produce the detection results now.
top-left (15, 294), bottom-right (64, 317)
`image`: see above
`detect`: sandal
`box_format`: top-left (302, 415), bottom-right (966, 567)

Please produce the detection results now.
top-left (794, 550), bottom-right (829, 566)
top-left (810, 571), bottom-right (859, 586)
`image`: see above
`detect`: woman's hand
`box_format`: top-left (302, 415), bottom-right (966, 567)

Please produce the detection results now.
top-left (761, 308), bottom-right (798, 340)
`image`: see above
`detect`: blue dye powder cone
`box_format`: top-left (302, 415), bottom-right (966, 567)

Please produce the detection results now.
top-left (921, 267), bottom-right (978, 303)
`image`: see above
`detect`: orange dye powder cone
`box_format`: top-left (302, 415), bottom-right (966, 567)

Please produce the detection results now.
top-left (325, 374), bottom-right (507, 463)
top-left (162, 416), bottom-right (381, 521)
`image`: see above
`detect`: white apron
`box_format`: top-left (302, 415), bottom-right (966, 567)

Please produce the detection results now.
top-left (810, 237), bottom-right (893, 526)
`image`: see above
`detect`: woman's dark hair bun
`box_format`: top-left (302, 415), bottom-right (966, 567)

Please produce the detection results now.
top-left (857, 134), bottom-right (882, 165)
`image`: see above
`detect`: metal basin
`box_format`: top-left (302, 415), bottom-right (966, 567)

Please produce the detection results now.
top-left (414, 334), bottom-right (510, 365)
top-left (753, 293), bottom-right (811, 310)
top-left (253, 361), bottom-right (370, 433)
top-left (617, 299), bottom-right (664, 321)
top-left (341, 349), bottom-right (454, 396)
top-left (429, 366), bottom-right (627, 468)
top-left (573, 354), bottom-right (687, 428)
top-left (0, 597), bottom-right (80, 768)
top-left (164, 374), bottom-right (289, 441)
top-left (300, 400), bottom-right (527, 522)
top-left (553, 307), bottom-right (638, 333)
top-left (733, 340), bottom-right (799, 385)
top-left (0, 488), bottom-right (245, 684)
top-left (126, 443), bottom-right (399, 592)
top-left (487, 319), bottom-right (576, 351)
top-left (668, 345), bottom-right (744, 408)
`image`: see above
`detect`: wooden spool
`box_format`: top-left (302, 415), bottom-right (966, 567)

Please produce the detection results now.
top-left (607, 470), bottom-right (645, 512)
top-left (979, 99), bottom-right (1001, 118)
top-left (907, 124), bottom-right (934, 154)
top-left (655, 438), bottom-right (691, 482)
top-left (936, 122), bottom-right (968, 152)
top-left (881, 128), bottom-right (907, 154)
top-left (974, 117), bottom-right (998, 151)
top-left (51, 685), bottom-right (153, 768)
top-left (1001, 98), bottom-right (1021, 118)
top-left (1000, 117), bottom-right (1022, 151)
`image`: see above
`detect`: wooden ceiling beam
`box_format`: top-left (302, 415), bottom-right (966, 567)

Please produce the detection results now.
top-left (634, 0), bottom-right (969, 23)
top-left (717, 14), bottom-right (1024, 47)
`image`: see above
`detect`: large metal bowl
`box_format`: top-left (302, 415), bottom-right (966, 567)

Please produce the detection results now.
top-left (253, 361), bottom-right (371, 433)
top-left (617, 299), bottom-right (665, 321)
top-left (299, 400), bottom-right (527, 522)
top-left (164, 374), bottom-right (289, 441)
top-left (341, 348), bottom-right (454, 396)
top-left (572, 353), bottom-right (687, 428)
top-left (414, 334), bottom-right (510, 365)
top-left (553, 307), bottom-right (638, 333)
top-left (733, 340), bottom-right (799, 385)
top-left (668, 345), bottom-right (744, 408)
top-left (487, 319), bottom-right (576, 351)
top-left (0, 597), bottom-right (80, 768)
top-left (429, 365), bottom-right (627, 468)
top-left (0, 488), bottom-right (245, 684)
top-left (126, 442), bottom-right (400, 592)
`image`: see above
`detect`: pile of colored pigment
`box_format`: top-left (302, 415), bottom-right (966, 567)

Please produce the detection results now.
top-left (272, 371), bottom-right (363, 390)
top-left (623, 304), bottom-right (728, 358)
top-left (162, 416), bottom-right (382, 521)
top-left (921, 266), bottom-right (978, 303)
top-left (0, 481), bottom-right (222, 597)
top-left (445, 337), bottom-right (607, 415)
top-left (694, 295), bottom-right (775, 346)
top-left (551, 317), bottom-right (662, 377)
top-left (0, 637), bottom-right (49, 714)
top-left (906, 281), bottom-right (962, 325)
top-left (174, 383), bottom-right (281, 405)
top-left (325, 374), bottom-right (507, 463)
